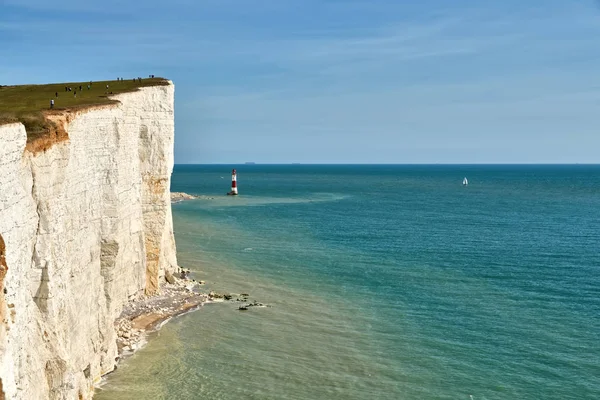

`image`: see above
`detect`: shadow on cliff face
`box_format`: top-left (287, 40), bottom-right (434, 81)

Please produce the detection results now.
top-left (0, 234), bottom-right (7, 329)
top-left (0, 233), bottom-right (7, 400)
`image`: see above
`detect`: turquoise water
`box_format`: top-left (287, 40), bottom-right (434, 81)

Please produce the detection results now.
top-left (97, 165), bottom-right (600, 400)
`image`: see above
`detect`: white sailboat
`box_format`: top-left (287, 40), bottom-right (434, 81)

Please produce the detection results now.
top-left (463, 177), bottom-right (468, 186)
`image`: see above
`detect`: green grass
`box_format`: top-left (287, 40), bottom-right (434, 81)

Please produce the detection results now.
top-left (0, 77), bottom-right (169, 142)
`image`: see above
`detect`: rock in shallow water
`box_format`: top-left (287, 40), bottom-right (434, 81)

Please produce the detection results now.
top-left (165, 271), bottom-right (176, 284)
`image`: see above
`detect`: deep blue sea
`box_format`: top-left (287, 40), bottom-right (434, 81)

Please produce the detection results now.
top-left (97, 165), bottom-right (600, 400)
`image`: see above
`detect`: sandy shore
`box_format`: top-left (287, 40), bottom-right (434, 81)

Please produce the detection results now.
top-left (113, 276), bottom-right (208, 357)
top-left (104, 270), bottom-right (268, 385)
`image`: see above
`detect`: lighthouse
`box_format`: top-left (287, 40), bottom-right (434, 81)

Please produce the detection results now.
top-left (227, 169), bottom-right (238, 195)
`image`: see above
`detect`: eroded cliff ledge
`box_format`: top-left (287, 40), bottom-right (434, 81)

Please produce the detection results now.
top-left (0, 82), bottom-right (178, 399)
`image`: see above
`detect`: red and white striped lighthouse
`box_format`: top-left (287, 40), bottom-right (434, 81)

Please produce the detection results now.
top-left (227, 169), bottom-right (238, 195)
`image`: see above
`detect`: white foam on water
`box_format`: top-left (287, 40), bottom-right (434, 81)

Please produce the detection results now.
top-left (191, 193), bottom-right (350, 209)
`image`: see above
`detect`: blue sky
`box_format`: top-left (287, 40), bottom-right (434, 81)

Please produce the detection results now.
top-left (1, 0), bottom-right (600, 163)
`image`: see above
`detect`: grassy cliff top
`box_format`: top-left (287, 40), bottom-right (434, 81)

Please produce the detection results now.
top-left (0, 77), bottom-right (170, 143)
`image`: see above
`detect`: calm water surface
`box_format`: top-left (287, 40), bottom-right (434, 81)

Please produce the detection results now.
top-left (97, 165), bottom-right (600, 400)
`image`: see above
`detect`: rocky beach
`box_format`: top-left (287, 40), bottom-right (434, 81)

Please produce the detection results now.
top-left (170, 192), bottom-right (217, 203)
top-left (113, 275), bottom-right (207, 357)
top-left (109, 270), bottom-right (269, 372)
top-left (170, 192), bottom-right (197, 203)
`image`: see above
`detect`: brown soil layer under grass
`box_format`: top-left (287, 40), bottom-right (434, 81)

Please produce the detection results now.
top-left (0, 77), bottom-right (169, 147)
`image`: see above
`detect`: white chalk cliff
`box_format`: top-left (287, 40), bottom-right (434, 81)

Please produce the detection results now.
top-left (0, 83), bottom-right (178, 399)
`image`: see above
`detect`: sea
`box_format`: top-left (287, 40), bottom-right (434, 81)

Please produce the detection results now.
top-left (96, 165), bottom-right (600, 400)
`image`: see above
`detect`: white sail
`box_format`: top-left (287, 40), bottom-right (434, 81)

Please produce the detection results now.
top-left (463, 177), bottom-right (468, 185)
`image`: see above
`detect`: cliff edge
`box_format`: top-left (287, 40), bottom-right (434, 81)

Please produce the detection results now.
top-left (0, 82), bottom-right (178, 399)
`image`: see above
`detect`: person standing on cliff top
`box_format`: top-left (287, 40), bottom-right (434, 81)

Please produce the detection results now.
top-left (50, 99), bottom-right (54, 109)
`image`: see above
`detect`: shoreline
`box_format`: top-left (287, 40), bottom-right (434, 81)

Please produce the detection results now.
top-left (98, 270), bottom-right (260, 390)
top-left (170, 192), bottom-right (197, 203)
top-left (171, 192), bottom-right (217, 203)
top-left (111, 276), bottom-right (208, 359)
top-left (102, 191), bottom-right (213, 369)
top-left (96, 192), bottom-right (256, 394)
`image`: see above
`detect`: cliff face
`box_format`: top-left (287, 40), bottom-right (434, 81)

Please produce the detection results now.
top-left (0, 83), bottom-right (178, 399)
